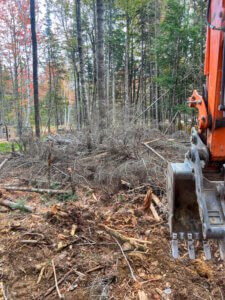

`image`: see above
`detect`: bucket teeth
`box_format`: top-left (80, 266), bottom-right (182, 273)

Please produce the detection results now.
top-left (187, 233), bottom-right (195, 259)
top-left (171, 232), bottom-right (213, 260)
top-left (203, 241), bottom-right (211, 260)
top-left (171, 233), bottom-right (179, 259)
top-left (179, 232), bottom-right (185, 239)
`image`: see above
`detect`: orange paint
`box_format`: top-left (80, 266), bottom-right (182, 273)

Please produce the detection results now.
top-left (195, 0), bottom-right (225, 161)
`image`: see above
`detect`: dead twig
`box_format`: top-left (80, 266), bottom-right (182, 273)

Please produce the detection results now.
top-left (143, 138), bottom-right (161, 144)
top-left (86, 265), bottom-right (104, 274)
top-left (164, 111), bottom-right (180, 135)
top-left (142, 142), bottom-right (167, 163)
top-left (0, 159), bottom-right (8, 171)
top-left (20, 240), bottom-right (46, 245)
top-left (56, 238), bottom-right (81, 252)
top-left (80, 151), bottom-right (108, 162)
top-left (37, 266), bottom-right (45, 284)
top-left (51, 259), bottom-right (63, 299)
top-left (113, 237), bottom-right (137, 282)
top-left (99, 224), bottom-right (150, 251)
top-left (43, 268), bottom-right (79, 298)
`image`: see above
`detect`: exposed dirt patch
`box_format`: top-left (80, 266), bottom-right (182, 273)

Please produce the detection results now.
top-left (0, 188), bottom-right (224, 299)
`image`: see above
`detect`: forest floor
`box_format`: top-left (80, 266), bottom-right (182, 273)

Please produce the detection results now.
top-left (0, 127), bottom-right (224, 300)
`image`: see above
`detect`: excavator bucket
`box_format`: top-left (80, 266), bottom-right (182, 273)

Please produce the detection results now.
top-left (167, 130), bottom-right (225, 260)
top-left (167, 162), bottom-right (204, 259)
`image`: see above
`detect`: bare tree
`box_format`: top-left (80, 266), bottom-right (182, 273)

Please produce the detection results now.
top-left (76, 0), bottom-right (89, 127)
top-left (96, 0), bottom-right (106, 140)
top-left (30, 0), bottom-right (40, 137)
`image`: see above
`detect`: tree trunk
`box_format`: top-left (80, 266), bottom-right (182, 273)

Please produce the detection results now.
top-left (124, 15), bottom-right (130, 125)
top-left (154, 1), bottom-right (159, 129)
top-left (76, 0), bottom-right (89, 127)
top-left (13, 54), bottom-right (22, 137)
top-left (96, 0), bottom-right (106, 141)
top-left (30, 0), bottom-right (40, 138)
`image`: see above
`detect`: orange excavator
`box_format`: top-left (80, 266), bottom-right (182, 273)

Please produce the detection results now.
top-left (168, 0), bottom-right (225, 259)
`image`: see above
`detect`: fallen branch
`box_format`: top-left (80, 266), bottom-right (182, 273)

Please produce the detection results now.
top-left (113, 237), bottom-right (137, 282)
top-left (164, 111), bottom-right (180, 135)
top-left (143, 138), bottom-right (161, 145)
top-left (86, 265), bottom-right (104, 274)
top-left (0, 185), bottom-right (70, 195)
top-left (51, 259), bottom-right (63, 299)
top-left (99, 224), bottom-right (150, 251)
top-left (0, 199), bottom-right (33, 213)
top-left (43, 268), bottom-right (78, 298)
top-left (0, 158), bottom-right (8, 171)
top-left (20, 240), bottom-right (46, 245)
top-left (142, 143), bottom-right (167, 163)
top-left (37, 266), bottom-right (45, 284)
top-left (57, 238), bottom-right (80, 252)
top-left (80, 151), bottom-right (108, 162)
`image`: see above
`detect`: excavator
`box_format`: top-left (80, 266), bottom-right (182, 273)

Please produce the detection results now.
top-left (168, 0), bottom-right (225, 260)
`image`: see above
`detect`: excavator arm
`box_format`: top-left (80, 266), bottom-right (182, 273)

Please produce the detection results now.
top-left (168, 0), bottom-right (225, 260)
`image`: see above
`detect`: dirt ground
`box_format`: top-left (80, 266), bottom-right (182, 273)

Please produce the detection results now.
top-left (0, 129), bottom-right (224, 299)
top-left (0, 185), bottom-right (224, 299)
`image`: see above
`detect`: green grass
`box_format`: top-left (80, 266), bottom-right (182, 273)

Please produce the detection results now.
top-left (0, 141), bottom-right (20, 153)
top-left (40, 192), bottom-right (78, 206)
top-left (56, 192), bottom-right (78, 202)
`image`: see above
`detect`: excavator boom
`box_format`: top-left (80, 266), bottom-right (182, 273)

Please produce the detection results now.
top-left (168, 0), bottom-right (225, 260)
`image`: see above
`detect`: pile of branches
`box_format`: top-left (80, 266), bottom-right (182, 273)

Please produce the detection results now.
top-left (0, 125), bottom-right (190, 196)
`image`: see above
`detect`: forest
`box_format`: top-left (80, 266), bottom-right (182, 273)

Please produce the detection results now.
top-left (0, 0), bottom-right (204, 134)
top-left (0, 0), bottom-right (224, 300)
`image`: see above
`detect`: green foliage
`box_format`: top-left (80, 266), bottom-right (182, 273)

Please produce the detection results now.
top-left (116, 0), bottom-right (149, 16)
top-left (0, 142), bottom-right (20, 153)
top-left (156, 0), bottom-right (205, 106)
top-left (56, 192), bottom-right (78, 202)
top-left (13, 198), bottom-right (31, 213)
top-left (117, 194), bottom-right (125, 201)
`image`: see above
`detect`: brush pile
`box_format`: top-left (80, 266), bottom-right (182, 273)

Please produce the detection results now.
top-left (0, 126), bottom-right (223, 299)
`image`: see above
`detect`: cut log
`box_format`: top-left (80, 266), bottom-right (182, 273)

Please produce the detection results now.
top-left (0, 185), bottom-right (70, 195)
top-left (0, 199), bottom-right (33, 213)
